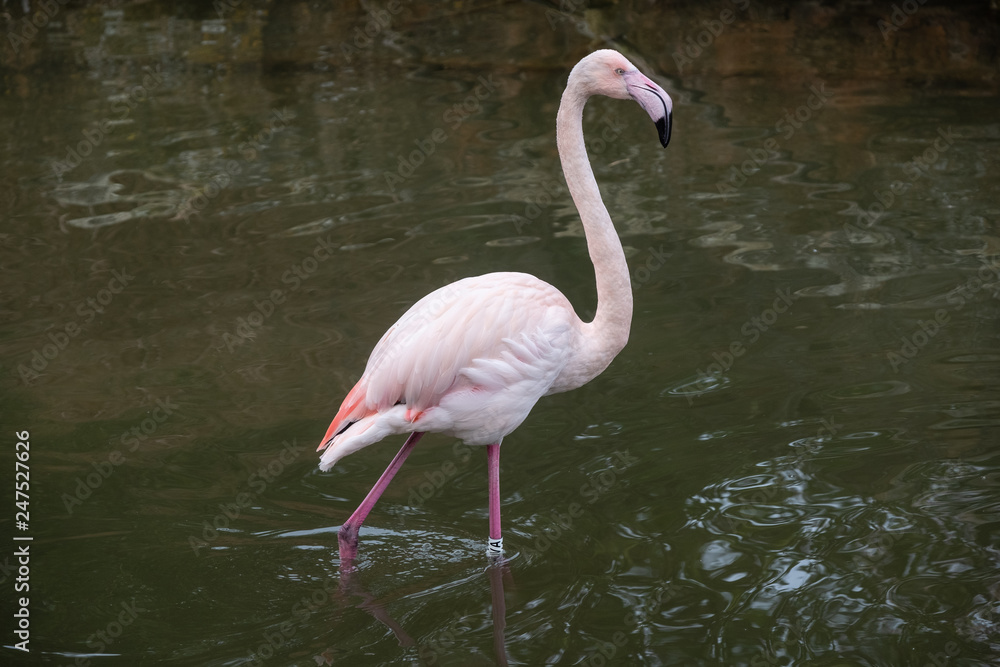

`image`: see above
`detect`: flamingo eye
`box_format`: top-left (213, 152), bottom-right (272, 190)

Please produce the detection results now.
top-left (615, 68), bottom-right (625, 75)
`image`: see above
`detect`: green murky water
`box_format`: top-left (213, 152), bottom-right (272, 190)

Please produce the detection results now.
top-left (2, 1), bottom-right (999, 665)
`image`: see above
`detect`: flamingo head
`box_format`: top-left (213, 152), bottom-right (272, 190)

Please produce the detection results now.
top-left (571, 49), bottom-right (673, 148)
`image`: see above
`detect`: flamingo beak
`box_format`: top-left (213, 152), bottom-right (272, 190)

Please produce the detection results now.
top-left (625, 71), bottom-right (673, 148)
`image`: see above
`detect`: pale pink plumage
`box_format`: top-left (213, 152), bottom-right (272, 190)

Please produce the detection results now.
top-left (319, 273), bottom-right (590, 471)
top-left (318, 49), bottom-right (673, 556)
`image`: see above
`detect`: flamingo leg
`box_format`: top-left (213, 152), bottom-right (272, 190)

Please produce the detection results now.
top-left (487, 443), bottom-right (503, 554)
top-left (339, 431), bottom-right (425, 547)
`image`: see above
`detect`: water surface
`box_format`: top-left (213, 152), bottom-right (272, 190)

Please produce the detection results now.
top-left (2, 1), bottom-right (999, 665)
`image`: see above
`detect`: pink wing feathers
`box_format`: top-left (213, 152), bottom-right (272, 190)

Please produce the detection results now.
top-left (317, 272), bottom-right (581, 469)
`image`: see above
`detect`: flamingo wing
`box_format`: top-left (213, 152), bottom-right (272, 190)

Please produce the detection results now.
top-left (317, 272), bottom-right (580, 470)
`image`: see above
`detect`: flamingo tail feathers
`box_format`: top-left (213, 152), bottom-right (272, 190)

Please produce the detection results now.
top-left (317, 381), bottom-right (371, 452)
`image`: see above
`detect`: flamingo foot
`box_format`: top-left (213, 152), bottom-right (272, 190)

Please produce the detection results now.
top-left (338, 528), bottom-right (359, 574)
top-left (339, 521), bottom-right (360, 546)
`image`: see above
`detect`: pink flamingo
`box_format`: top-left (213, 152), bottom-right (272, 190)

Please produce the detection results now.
top-left (318, 49), bottom-right (672, 557)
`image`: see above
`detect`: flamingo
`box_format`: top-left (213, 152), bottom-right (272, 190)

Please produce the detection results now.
top-left (318, 49), bottom-right (672, 557)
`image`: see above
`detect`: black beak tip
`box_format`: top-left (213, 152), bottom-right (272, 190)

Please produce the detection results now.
top-left (656, 114), bottom-right (672, 148)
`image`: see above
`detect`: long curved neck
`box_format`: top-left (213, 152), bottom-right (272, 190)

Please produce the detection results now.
top-left (556, 76), bottom-right (633, 378)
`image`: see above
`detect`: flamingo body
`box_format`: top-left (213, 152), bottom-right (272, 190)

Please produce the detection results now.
top-left (318, 49), bottom-right (673, 555)
top-left (319, 272), bottom-right (586, 471)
